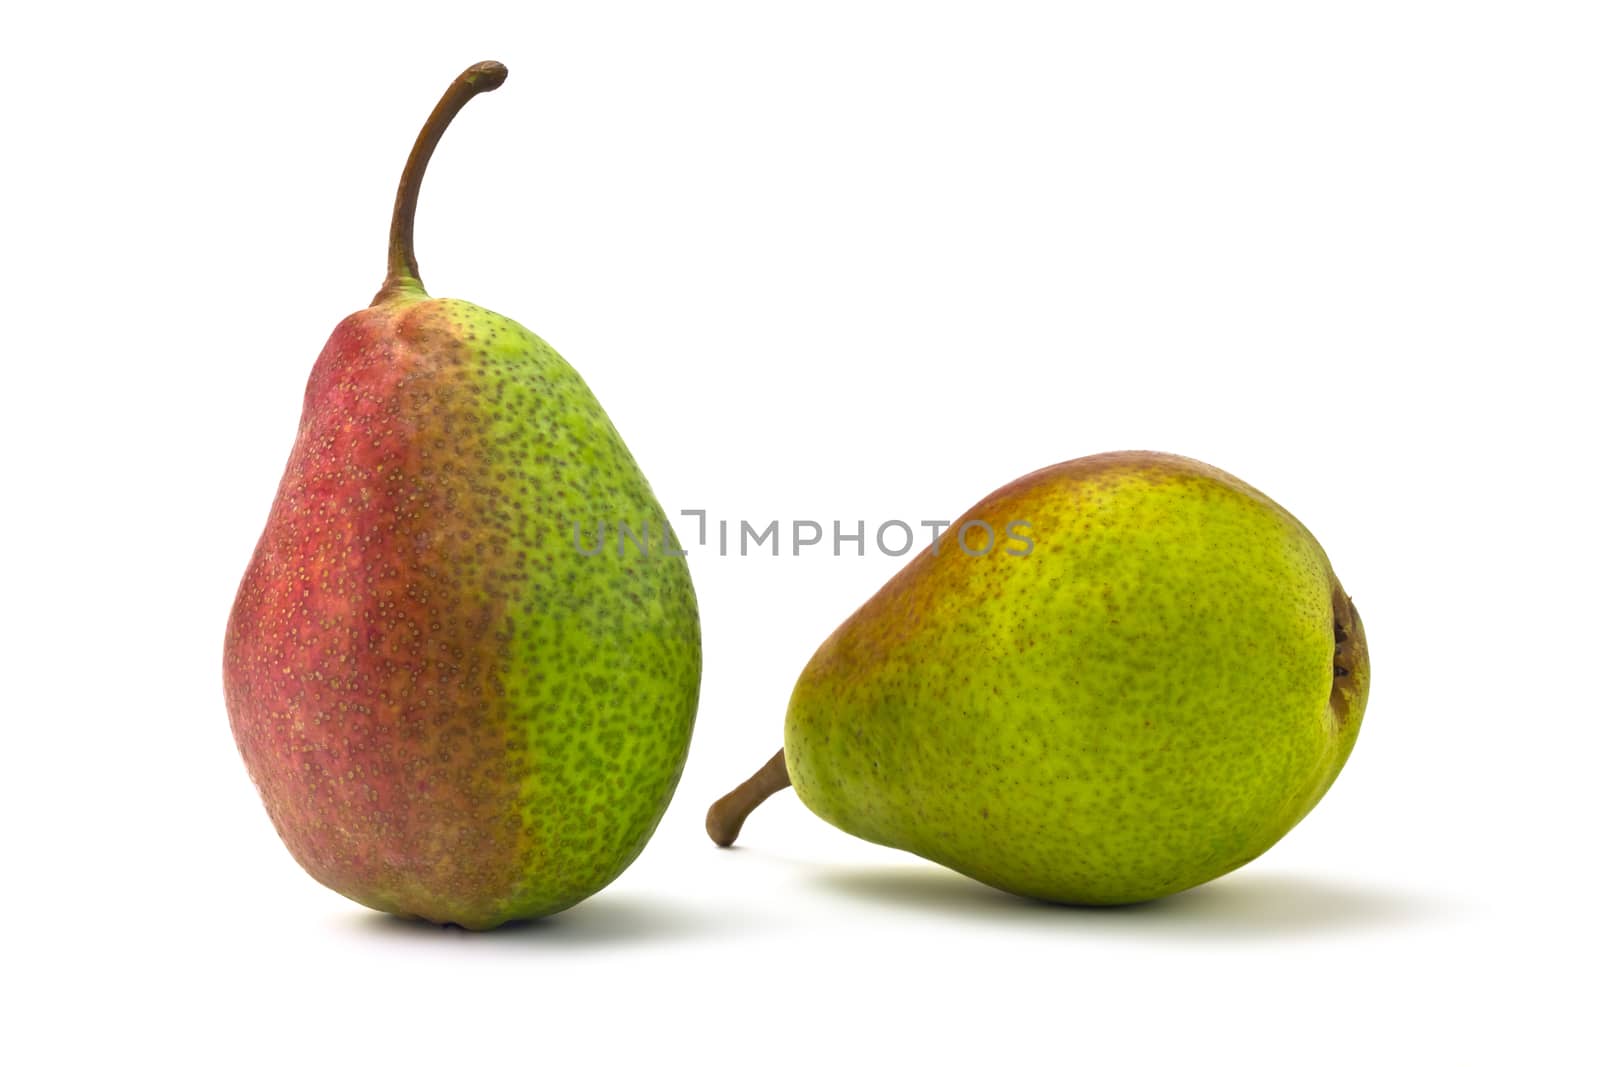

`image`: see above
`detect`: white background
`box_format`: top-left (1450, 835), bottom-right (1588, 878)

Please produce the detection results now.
top-left (3, 2), bottom-right (1596, 1063)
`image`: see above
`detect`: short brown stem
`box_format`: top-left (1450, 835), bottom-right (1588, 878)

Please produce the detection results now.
top-left (706, 749), bottom-right (791, 847)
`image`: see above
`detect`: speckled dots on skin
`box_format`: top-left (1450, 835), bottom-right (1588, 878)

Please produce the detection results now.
top-left (224, 296), bottom-right (701, 929)
top-left (784, 452), bottom-right (1367, 905)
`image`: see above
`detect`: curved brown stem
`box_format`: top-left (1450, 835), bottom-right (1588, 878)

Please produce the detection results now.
top-left (706, 749), bottom-right (791, 847)
top-left (373, 60), bottom-right (509, 304)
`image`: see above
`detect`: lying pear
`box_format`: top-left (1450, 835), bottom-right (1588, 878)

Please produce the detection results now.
top-left (709, 452), bottom-right (1368, 904)
top-left (224, 62), bottom-right (700, 929)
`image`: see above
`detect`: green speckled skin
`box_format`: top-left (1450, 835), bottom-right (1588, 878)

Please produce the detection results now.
top-left (785, 452), bottom-right (1367, 904)
top-left (225, 292), bottom-right (700, 929)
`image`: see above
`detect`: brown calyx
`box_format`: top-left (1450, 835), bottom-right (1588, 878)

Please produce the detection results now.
top-left (1329, 581), bottom-right (1366, 725)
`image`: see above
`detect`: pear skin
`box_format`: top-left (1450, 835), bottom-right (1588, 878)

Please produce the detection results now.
top-left (712, 451), bottom-right (1367, 905)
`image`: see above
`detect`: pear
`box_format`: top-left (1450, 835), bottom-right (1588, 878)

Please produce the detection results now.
top-left (224, 62), bottom-right (700, 929)
top-left (709, 451), bottom-right (1368, 905)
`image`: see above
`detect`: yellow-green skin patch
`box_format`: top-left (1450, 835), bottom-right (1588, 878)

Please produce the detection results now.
top-left (785, 452), bottom-right (1368, 905)
top-left (225, 294), bottom-right (700, 929)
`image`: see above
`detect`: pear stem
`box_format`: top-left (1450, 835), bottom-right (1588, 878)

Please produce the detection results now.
top-left (706, 749), bottom-right (791, 847)
top-left (373, 60), bottom-right (509, 305)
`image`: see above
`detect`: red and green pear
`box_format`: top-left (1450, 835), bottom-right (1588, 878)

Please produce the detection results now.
top-left (225, 62), bottom-right (700, 930)
top-left (709, 451), bottom-right (1368, 905)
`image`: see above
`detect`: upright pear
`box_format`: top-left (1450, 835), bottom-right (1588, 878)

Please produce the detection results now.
top-left (710, 452), bottom-right (1368, 904)
top-left (225, 62), bottom-right (700, 929)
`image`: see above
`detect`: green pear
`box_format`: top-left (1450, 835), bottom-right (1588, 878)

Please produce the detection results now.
top-left (224, 62), bottom-right (701, 929)
top-left (708, 451), bottom-right (1368, 904)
